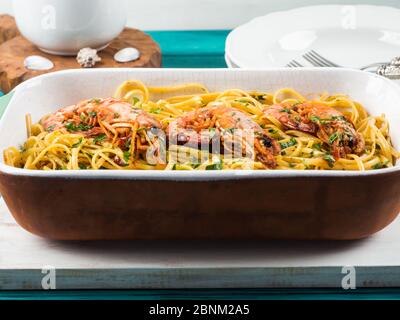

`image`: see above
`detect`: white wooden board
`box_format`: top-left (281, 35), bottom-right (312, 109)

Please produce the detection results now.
top-left (1, 198), bottom-right (400, 290)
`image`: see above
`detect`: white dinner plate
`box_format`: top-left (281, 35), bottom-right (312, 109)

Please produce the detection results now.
top-left (224, 54), bottom-right (239, 68)
top-left (226, 5), bottom-right (400, 69)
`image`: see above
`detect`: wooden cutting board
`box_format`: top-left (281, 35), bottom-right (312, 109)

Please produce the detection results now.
top-left (0, 15), bottom-right (162, 93)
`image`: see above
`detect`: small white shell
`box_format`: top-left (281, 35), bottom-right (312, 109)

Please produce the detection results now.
top-left (76, 48), bottom-right (101, 68)
top-left (24, 55), bottom-right (54, 71)
top-left (390, 56), bottom-right (400, 67)
top-left (114, 47), bottom-right (141, 63)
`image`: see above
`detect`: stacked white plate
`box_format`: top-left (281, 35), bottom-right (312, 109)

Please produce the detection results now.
top-left (225, 5), bottom-right (400, 69)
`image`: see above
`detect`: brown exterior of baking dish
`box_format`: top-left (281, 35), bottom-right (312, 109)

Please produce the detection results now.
top-left (0, 171), bottom-right (399, 240)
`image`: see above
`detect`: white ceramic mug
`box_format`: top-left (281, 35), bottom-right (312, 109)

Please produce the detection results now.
top-left (13, 0), bottom-right (128, 56)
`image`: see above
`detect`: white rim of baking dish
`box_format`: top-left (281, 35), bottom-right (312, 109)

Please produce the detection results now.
top-left (0, 67), bottom-right (399, 180)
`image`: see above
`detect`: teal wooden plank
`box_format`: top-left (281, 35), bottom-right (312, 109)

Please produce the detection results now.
top-left (147, 30), bottom-right (229, 55)
top-left (1, 288), bottom-right (400, 300)
top-left (0, 92), bottom-right (13, 118)
top-left (147, 30), bottom-right (229, 68)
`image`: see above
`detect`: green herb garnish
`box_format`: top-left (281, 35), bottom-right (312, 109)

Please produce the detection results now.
top-left (254, 94), bottom-right (266, 101)
top-left (310, 115), bottom-right (320, 122)
top-left (329, 132), bottom-right (340, 144)
top-left (131, 97), bottom-right (140, 105)
top-left (123, 151), bottom-right (131, 162)
top-left (46, 124), bottom-right (56, 132)
top-left (280, 137), bottom-right (297, 149)
top-left (323, 154), bottom-right (336, 167)
top-left (150, 108), bottom-right (162, 114)
top-left (313, 143), bottom-right (322, 150)
top-left (93, 134), bottom-right (106, 144)
top-left (330, 115), bottom-right (346, 121)
top-left (72, 138), bottom-right (83, 148)
top-left (89, 98), bottom-right (101, 104)
top-left (206, 160), bottom-right (223, 170)
top-left (64, 122), bottom-right (93, 132)
top-left (64, 122), bottom-right (77, 132)
top-left (236, 99), bottom-right (249, 105)
top-left (372, 160), bottom-right (389, 169)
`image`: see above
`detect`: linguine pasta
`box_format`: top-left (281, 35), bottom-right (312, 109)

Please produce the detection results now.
top-left (3, 80), bottom-right (399, 171)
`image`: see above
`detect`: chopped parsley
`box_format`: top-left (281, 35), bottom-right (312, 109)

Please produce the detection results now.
top-left (123, 151), bottom-right (131, 162)
top-left (93, 134), bottom-right (106, 144)
top-left (372, 160), bottom-right (389, 169)
top-left (77, 123), bottom-right (93, 131)
top-left (88, 111), bottom-right (97, 118)
top-left (131, 97), bottom-right (140, 105)
top-left (150, 108), bottom-right (162, 114)
top-left (313, 143), bottom-right (322, 151)
top-left (329, 132), bottom-right (340, 144)
top-left (310, 115), bottom-right (321, 123)
top-left (19, 145), bottom-right (27, 153)
top-left (64, 122), bottom-right (77, 132)
top-left (125, 137), bottom-right (132, 149)
top-left (89, 98), bottom-right (101, 104)
top-left (330, 115), bottom-right (346, 121)
top-left (72, 138), bottom-right (83, 148)
top-left (206, 160), bottom-right (223, 170)
top-left (280, 137), bottom-right (297, 149)
top-left (79, 163), bottom-right (87, 170)
top-left (311, 115), bottom-right (346, 124)
top-left (280, 107), bottom-right (290, 113)
top-left (64, 122), bottom-right (93, 132)
top-left (253, 94), bottom-right (266, 101)
top-left (236, 99), bottom-right (249, 105)
top-left (46, 124), bottom-right (56, 132)
top-left (268, 128), bottom-right (278, 134)
top-left (323, 154), bottom-right (336, 168)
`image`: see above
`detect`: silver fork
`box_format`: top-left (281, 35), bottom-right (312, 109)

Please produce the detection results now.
top-left (286, 60), bottom-right (304, 68)
top-left (303, 50), bottom-right (385, 71)
top-left (286, 52), bottom-right (400, 79)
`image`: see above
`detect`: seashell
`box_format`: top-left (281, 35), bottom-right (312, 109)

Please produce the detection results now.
top-left (114, 47), bottom-right (141, 63)
top-left (24, 55), bottom-right (54, 71)
top-left (389, 56), bottom-right (400, 67)
top-left (377, 64), bottom-right (400, 80)
top-left (77, 48), bottom-right (101, 68)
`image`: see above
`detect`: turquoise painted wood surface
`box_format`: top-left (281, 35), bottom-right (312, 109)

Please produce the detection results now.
top-left (1, 288), bottom-right (400, 300)
top-left (148, 30), bottom-right (229, 68)
top-left (0, 92), bottom-right (12, 118)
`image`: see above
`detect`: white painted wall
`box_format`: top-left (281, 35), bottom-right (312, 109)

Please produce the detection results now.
top-left (1, 0), bottom-right (399, 30)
